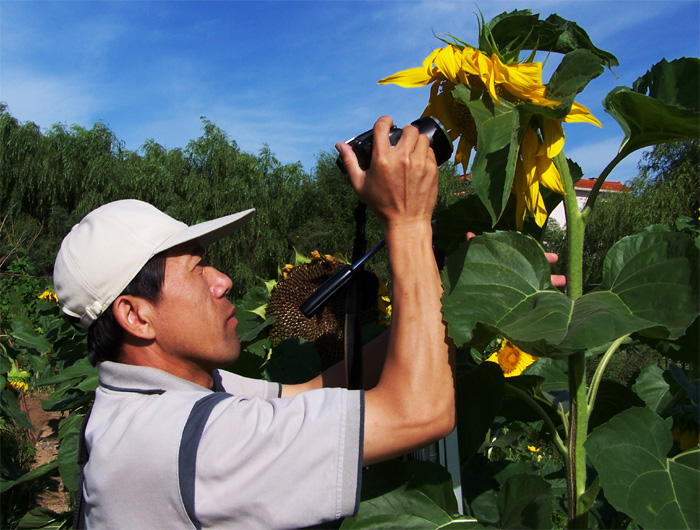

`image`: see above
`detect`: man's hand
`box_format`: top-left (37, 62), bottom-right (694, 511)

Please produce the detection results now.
top-left (336, 116), bottom-right (439, 232)
top-left (336, 116), bottom-right (454, 465)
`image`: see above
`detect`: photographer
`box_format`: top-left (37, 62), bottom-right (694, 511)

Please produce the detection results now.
top-left (54, 115), bottom-right (455, 529)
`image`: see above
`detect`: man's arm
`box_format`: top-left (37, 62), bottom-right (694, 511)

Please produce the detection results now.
top-left (340, 116), bottom-right (454, 465)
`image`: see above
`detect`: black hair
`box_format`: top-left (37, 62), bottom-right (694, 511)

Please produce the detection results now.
top-left (86, 253), bottom-right (167, 366)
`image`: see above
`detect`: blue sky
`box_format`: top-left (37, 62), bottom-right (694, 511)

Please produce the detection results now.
top-left (1, 0), bottom-right (698, 183)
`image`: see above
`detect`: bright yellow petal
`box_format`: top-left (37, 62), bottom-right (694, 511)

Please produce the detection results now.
top-left (513, 160), bottom-right (528, 229)
top-left (460, 46), bottom-right (482, 76)
top-left (378, 66), bottom-right (434, 87)
top-left (564, 102), bottom-right (603, 127)
top-left (434, 45), bottom-right (463, 84)
top-left (540, 119), bottom-right (565, 159)
top-left (378, 48), bottom-right (441, 87)
top-left (536, 154), bottom-right (566, 195)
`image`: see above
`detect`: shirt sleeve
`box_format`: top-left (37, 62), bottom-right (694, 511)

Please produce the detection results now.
top-left (214, 369), bottom-right (280, 399)
top-left (188, 387), bottom-right (364, 529)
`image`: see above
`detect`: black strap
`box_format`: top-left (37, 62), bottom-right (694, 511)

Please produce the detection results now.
top-left (345, 202), bottom-right (367, 390)
top-left (73, 406), bottom-right (93, 530)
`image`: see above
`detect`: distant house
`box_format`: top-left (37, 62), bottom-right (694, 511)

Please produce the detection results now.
top-left (548, 178), bottom-right (630, 228)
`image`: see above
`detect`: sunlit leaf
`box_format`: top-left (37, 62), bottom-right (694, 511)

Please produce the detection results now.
top-left (604, 58), bottom-right (700, 159)
top-left (442, 229), bottom-right (699, 356)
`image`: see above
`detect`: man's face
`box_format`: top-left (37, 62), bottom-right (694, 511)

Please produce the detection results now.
top-left (149, 242), bottom-right (241, 372)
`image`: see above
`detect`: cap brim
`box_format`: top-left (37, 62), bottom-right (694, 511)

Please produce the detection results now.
top-left (155, 208), bottom-right (256, 254)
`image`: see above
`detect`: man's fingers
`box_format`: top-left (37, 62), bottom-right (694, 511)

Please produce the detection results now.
top-left (336, 142), bottom-right (365, 191)
top-left (551, 275), bottom-right (567, 288)
top-left (545, 252), bottom-right (559, 265)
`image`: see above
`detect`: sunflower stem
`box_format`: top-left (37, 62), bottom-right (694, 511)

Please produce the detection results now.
top-left (587, 334), bottom-right (630, 414)
top-left (504, 382), bottom-right (569, 460)
top-left (553, 151), bottom-right (589, 528)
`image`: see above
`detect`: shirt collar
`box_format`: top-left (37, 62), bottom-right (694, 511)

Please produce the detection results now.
top-left (98, 361), bottom-right (215, 394)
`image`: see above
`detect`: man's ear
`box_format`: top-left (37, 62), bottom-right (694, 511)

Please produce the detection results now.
top-left (112, 295), bottom-right (156, 340)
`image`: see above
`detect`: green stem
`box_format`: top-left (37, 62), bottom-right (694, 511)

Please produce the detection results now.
top-left (505, 382), bottom-right (569, 460)
top-left (554, 152), bottom-right (584, 300)
top-left (587, 334), bottom-right (631, 414)
top-left (553, 152), bottom-right (588, 528)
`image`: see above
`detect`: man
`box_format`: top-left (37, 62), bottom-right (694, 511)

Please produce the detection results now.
top-left (54, 116), bottom-right (455, 529)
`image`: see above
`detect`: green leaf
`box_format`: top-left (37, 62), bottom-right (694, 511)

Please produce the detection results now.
top-left (17, 507), bottom-right (72, 529)
top-left (10, 324), bottom-right (51, 354)
top-left (497, 473), bottom-right (552, 529)
top-left (36, 357), bottom-right (96, 387)
top-left (633, 363), bottom-right (672, 413)
top-left (341, 460), bottom-right (468, 529)
top-left (0, 460), bottom-right (58, 493)
top-left (588, 379), bottom-right (645, 431)
top-left (442, 229), bottom-right (699, 356)
top-left (454, 85), bottom-right (522, 226)
top-left (586, 407), bottom-right (699, 529)
top-left (57, 418), bottom-right (81, 492)
top-left (604, 58), bottom-right (700, 159)
top-left (545, 49), bottom-right (605, 104)
top-left (0, 387), bottom-right (34, 429)
top-left (484, 10), bottom-right (618, 68)
top-left (263, 338), bottom-right (321, 384)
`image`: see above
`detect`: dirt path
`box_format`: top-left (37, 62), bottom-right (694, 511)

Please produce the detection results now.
top-left (24, 391), bottom-right (71, 513)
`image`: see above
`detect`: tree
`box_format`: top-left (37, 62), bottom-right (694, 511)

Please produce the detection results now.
top-left (582, 140), bottom-right (699, 286)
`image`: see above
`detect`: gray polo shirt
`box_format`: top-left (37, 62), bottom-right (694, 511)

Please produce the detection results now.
top-left (83, 361), bottom-right (364, 529)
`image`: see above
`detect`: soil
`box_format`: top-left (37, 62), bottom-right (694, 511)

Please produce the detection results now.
top-left (23, 391), bottom-right (71, 513)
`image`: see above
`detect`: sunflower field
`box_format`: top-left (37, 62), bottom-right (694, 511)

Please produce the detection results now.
top-left (1, 8), bottom-right (699, 530)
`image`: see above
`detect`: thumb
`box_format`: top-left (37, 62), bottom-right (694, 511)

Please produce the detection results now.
top-left (336, 142), bottom-right (365, 192)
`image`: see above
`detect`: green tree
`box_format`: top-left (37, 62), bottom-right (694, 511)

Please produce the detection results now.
top-left (582, 140), bottom-right (699, 285)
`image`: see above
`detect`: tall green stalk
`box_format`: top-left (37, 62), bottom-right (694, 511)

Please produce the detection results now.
top-left (554, 152), bottom-right (589, 528)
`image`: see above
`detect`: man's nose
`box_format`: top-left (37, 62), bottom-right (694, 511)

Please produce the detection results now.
top-left (209, 267), bottom-right (233, 298)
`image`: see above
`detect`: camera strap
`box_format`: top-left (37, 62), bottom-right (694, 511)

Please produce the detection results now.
top-left (344, 201), bottom-right (366, 390)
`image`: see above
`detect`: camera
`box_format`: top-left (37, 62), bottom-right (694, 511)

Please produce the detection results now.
top-left (336, 116), bottom-right (453, 174)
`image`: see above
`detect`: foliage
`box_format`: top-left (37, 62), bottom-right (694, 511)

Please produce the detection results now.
top-left (1, 7), bottom-right (698, 530)
top-left (582, 140), bottom-right (699, 285)
top-left (379, 7), bottom-right (699, 529)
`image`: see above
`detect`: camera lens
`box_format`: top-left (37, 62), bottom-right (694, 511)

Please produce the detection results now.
top-left (336, 116), bottom-right (453, 174)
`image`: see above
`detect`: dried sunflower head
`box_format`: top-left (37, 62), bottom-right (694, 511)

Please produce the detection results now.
top-left (266, 259), bottom-right (378, 370)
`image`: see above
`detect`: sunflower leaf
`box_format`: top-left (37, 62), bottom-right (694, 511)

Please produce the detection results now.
top-left (341, 460), bottom-right (469, 529)
top-left (441, 229), bottom-right (699, 357)
top-left (585, 407), bottom-right (700, 529)
top-left (604, 57), bottom-right (700, 159)
top-left (485, 10), bottom-right (618, 67)
top-left (453, 85), bottom-right (524, 226)
top-left (545, 49), bottom-right (605, 104)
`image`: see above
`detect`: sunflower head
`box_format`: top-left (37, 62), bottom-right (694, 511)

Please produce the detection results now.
top-left (266, 259), bottom-right (378, 370)
top-left (485, 338), bottom-right (538, 377)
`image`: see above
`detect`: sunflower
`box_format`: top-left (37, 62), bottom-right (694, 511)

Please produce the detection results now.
top-left (485, 338), bottom-right (538, 377)
top-left (266, 252), bottom-right (379, 369)
top-left (379, 42), bottom-right (601, 228)
top-left (38, 289), bottom-right (58, 303)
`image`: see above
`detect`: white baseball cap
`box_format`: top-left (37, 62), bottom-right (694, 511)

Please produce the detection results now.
top-left (54, 199), bottom-right (255, 328)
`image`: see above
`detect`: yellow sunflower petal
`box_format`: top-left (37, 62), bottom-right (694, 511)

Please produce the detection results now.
top-left (564, 101), bottom-right (603, 127)
top-left (513, 160), bottom-right (529, 229)
top-left (536, 154), bottom-right (566, 195)
top-left (540, 119), bottom-right (565, 159)
top-left (378, 48), bottom-right (442, 87)
top-left (434, 45), bottom-right (463, 84)
top-left (378, 66), bottom-right (435, 87)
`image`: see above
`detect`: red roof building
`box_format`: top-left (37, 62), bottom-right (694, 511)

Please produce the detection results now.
top-left (549, 179), bottom-right (630, 228)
